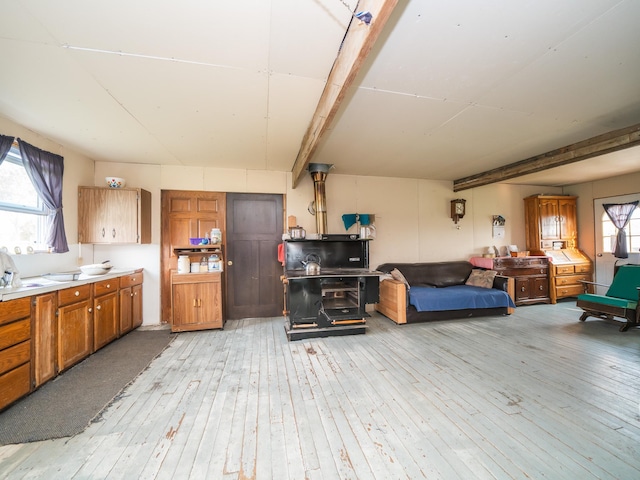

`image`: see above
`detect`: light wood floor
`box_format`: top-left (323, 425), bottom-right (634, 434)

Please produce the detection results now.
top-left (1, 301), bottom-right (639, 479)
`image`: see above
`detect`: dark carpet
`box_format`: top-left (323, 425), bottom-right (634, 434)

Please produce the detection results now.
top-left (0, 327), bottom-right (174, 445)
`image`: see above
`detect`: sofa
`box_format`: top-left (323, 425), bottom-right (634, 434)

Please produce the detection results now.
top-left (375, 261), bottom-right (515, 324)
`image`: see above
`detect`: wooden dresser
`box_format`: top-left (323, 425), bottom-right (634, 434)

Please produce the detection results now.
top-left (544, 249), bottom-right (593, 303)
top-left (492, 256), bottom-right (551, 306)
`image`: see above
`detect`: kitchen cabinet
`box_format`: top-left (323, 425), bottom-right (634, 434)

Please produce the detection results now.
top-left (57, 284), bottom-right (93, 372)
top-left (171, 271), bottom-right (223, 332)
top-left (78, 186), bottom-right (151, 244)
top-left (0, 297), bottom-right (32, 410)
top-left (160, 190), bottom-right (226, 324)
top-left (524, 194), bottom-right (592, 303)
top-left (93, 279), bottom-right (119, 350)
top-left (120, 271), bottom-right (144, 334)
top-left (493, 257), bottom-right (550, 306)
top-left (33, 292), bottom-right (57, 387)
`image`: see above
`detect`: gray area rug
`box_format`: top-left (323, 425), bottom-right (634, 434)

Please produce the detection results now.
top-left (0, 328), bottom-right (174, 445)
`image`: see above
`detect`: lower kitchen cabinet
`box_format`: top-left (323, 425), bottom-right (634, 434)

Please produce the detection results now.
top-left (33, 292), bottom-right (57, 387)
top-left (171, 271), bottom-right (223, 332)
top-left (57, 284), bottom-right (93, 372)
top-left (0, 297), bottom-right (32, 410)
top-left (119, 271), bottom-right (143, 334)
top-left (93, 279), bottom-right (119, 350)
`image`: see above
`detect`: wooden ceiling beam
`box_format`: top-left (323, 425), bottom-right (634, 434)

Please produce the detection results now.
top-left (453, 123), bottom-right (640, 192)
top-left (291, 0), bottom-right (399, 188)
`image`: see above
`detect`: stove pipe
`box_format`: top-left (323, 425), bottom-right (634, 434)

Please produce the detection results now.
top-left (308, 163), bottom-right (332, 235)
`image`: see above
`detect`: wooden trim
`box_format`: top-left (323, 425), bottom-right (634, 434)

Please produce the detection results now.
top-left (375, 279), bottom-right (407, 324)
top-left (291, 0), bottom-right (400, 188)
top-left (453, 123), bottom-right (640, 192)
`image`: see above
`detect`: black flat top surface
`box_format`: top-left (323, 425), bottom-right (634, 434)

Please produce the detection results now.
top-left (284, 268), bottom-right (382, 279)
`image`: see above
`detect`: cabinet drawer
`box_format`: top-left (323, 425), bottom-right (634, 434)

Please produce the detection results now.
top-left (575, 264), bottom-right (591, 274)
top-left (556, 284), bottom-right (585, 298)
top-left (0, 363), bottom-right (31, 410)
top-left (555, 274), bottom-right (590, 286)
top-left (120, 271), bottom-right (143, 288)
top-left (0, 318), bottom-right (31, 351)
top-left (555, 265), bottom-right (575, 275)
top-left (94, 278), bottom-right (118, 296)
top-left (0, 340), bottom-right (31, 376)
top-left (58, 284), bottom-right (91, 306)
top-left (0, 297), bottom-right (31, 326)
top-left (496, 267), bottom-right (548, 277)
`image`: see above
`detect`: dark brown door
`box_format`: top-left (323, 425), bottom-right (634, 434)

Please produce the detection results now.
top-left (225, 193), bottom-right (284, 319)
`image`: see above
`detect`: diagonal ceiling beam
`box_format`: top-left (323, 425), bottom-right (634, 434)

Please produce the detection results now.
top-left (291, 0), bottom-right (399, 188)
top-left (453, 122), bottom-right (640, 192)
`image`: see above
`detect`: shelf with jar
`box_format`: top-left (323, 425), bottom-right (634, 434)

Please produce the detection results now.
top-left (173, 245), bottom-right (224, 274)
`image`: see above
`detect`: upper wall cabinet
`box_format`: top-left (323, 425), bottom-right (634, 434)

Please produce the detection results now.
top-left (78, 187), bottom-right (151, 244)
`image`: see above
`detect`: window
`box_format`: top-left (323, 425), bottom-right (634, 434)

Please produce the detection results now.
top-left (0, 146), bottom-right (48, 251)
top-left (601, 208), bottom-right (640, 253)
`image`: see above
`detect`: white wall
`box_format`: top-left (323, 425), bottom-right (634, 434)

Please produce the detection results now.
top-left (6, 115), bottom-right (638, 325)
top-left (564, 170), bottom-right (640, 260)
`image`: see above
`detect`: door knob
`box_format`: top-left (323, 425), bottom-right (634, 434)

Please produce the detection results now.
top-left (228, 260), bottom-right (233, 266)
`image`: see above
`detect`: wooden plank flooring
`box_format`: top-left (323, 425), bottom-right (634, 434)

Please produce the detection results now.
top-left (1, 301), bottom-right (639, 479)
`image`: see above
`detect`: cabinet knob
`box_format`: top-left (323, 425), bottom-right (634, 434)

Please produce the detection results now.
top-left (131, 293), bottom-right (134, 297)
top-left (88, 307), bottom-right (92, 313)
top-left (97, 305), bottom-right (101, 310)
top-left (106, 284), bottom-right (110, 289)
top-left (521, 286), bottom-right (526, 292)
top-left (75, 290), bottom-right (80, 296)
top-left (539, 285), bottom-right (543, 291)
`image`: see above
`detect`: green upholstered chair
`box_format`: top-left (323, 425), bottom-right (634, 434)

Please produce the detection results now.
top-left (577, 264), bottom-right (640, 332)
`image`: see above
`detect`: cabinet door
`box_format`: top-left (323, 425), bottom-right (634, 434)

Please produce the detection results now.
top-left (34, 293), bottom-right (57, 387)
top-left (108, 188), bottom-right (139, 242)
top-left (119, 286), bottom-right (133, 334)
top-left (559, 198), bottom-right (577, 242)
top-left (514, 277), bottom-right (531, 302)
top-left (78, 187), bottom-right (110, 243)
top-left (539, 198), bottom-right (560, 240)
top-left (94, 291), bottom-right (119, 350)
top-left (198, 282), bottom-right (223, 329)
top-left (132, 283), bottom-right (143, 329)
top-left (532, 277), bottom-right (549, 299)
top-left (172, 283), bottom-right (200, 329)
top-left (58, 299), bottom-right (92, 371)
top-left (171, 279), bottom-right (222, 332)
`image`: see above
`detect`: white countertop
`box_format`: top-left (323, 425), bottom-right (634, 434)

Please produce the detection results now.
top-left (0, 267), bottom-right (141, 302)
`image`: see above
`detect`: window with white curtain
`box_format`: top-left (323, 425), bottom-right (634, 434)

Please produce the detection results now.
top-left (602, 208), bottom-right (640, 253)
top-left (0, 146), bottom-right (47, 250)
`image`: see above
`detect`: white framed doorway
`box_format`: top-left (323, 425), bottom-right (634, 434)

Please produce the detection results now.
top-left (593, 193), bottom-right (640, 294)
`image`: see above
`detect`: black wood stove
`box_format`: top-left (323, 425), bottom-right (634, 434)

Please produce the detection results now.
top-left (282, 235), bottom-right (381, 341)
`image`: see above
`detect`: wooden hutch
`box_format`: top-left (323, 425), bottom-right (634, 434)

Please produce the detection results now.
top-left (524, 194), bottom-right (593, 304)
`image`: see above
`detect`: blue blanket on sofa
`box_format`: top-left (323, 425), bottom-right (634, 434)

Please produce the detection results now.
top-left (409, 285), bottom-right (515, 312)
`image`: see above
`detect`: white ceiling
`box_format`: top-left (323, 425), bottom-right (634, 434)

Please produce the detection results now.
top-left (1, 0), bottom-right (639, 187)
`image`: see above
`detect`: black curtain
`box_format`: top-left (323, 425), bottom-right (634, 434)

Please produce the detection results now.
top-left (0, 134), bottom-right (14, 165)
top-left (603, 201), bottom-right (638, 259)
top-left (17, 139), bottom-right (69, 253)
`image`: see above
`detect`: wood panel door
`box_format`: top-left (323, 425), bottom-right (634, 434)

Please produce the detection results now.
top-left (34, 292), bottom-right (57, 387)
top-left (225, 193), bottom-right (284, 319)
top-left (161, 190), bottom-right (226, 323)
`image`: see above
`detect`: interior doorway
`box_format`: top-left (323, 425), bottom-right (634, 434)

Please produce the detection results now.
top-left (225, 193), bottom-right (284, 319)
